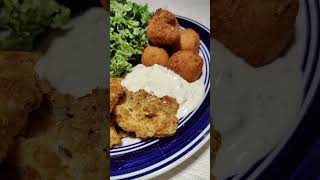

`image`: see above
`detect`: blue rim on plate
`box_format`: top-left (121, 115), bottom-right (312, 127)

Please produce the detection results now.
top-left (110, 16), bottom-right (210, 180)
top-left (227, 0), bottom-right (320, 179)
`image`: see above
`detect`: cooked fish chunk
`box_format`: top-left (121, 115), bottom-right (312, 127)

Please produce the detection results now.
top-left (110, 78), bottom-right (125, 113)
top-left (114, 90), bottom-right (179, 139)
top-left (0, 53), bottom-right (42, 161)
top-left (212, 0), bottom-right (299, 66)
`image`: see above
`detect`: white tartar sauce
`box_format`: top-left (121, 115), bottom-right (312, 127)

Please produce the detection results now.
top-left (121, 64), bottom-right (205, 118)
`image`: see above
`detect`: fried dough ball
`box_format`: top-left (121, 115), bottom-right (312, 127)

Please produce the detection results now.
top-left (179, 29), bottom-right (200, 53)
top-left (169, 50), bottom-right (203, 83)
top-left (141, 46), bottom-right (169, 67)
top-left (147, 9), bottom-right (180, 47)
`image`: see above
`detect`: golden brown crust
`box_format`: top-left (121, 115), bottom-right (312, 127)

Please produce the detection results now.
top-left (110, 78), bottom-right (125, 113)
top-left (141, 46), bottom-right (169, 67)
top-left (0, 52), bottom-right (42, 162)
top-left (147, 9), bottom-right (181, 47)
top-left (110, 119), bottom-right (121, 148)
top-left (114, 90), bottom-right (179, 139)
top-left (110, 78), bottom-right (125, 148)
top-left (9, 89), bottom-right (108, 180)
top-left (212, 0), bottom-right (299, 67)
top-left (9, 136), bottom-right (74, 180)
top-left (179, 29), bottom-right (200, 53)
top-left (61, 89), bottom-right (107, 154)
top-left (0, 51), bottom-right (42, 66)
top-left (169, 50), bottom-right (203, 82)
top-left (54, 89), bottom-right (107, 179)
top-left (0, 60), bottom-right (42, 111)
top-left (20, 79), bottom-right (76, 138)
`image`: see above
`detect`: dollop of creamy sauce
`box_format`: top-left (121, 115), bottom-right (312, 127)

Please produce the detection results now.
top-left (121, 64), bottom-right (205, 118)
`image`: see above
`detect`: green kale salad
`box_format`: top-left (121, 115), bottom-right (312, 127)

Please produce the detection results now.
top-left (110, 0), bottom-right (151, 77)
top-left (0, 0), bottom-right (70, 51)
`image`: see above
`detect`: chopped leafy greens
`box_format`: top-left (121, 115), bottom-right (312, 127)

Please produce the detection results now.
top-left (0, 0), bottom-right (70, 50)
top-left (110, 0), bottom-right (151, 77)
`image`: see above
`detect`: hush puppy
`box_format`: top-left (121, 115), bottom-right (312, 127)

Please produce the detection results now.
top-left (141, 46), bottom-right (169, 67)
top-left (147, 9), bottom-right (180, 47)
top-left (169, 50), bottom-right (203, 83)
top-left (178, 29), bottom-right (200, 53)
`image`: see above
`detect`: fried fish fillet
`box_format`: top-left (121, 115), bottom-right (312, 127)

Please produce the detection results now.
top-left (9, 136), bottom-right (74, 180)
top-left (0, 52), bottom-right (42, 162)
top-left (212, 0), bottom-right (299, 66)
top-left (110, 121), bottom-right (121, 148)
top-left (22, 79), bottom-right (75, 138)
top-left (110, 78), bottom-right (124, 113)
top-left (9, 89), bottom-right (107, 180)
top-left (109, 78), bottom-right (125, 147)
top-left (114, 90), bottom-right (179, 139)
top-left (54, 89), bottom-right (108, 180)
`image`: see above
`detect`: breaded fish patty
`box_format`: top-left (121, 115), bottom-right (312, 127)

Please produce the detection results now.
top-left (114, 90), bottom-right (179, 139)
top-left (9, 136), bottom-right (74, 180)
top-left (110, 119), bottom-right (122, 148)
top-left (9, 89), bottom-right (108, 180)
top-left (110, 78), bottom-right (124, 113)
top-left (110, 78), bottom-right (125, 147)
top-left (22, 79), bottom-right (75, 138)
